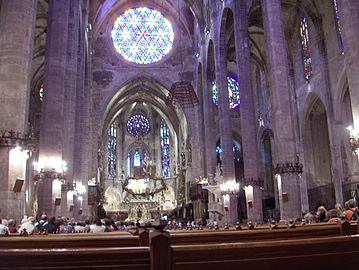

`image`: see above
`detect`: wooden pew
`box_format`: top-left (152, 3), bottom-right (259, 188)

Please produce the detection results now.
top-left (169, 222), bottom-right (342, 244)
top-left (0, 222), bottom-right (349, 250)
top-left (0, 246), bottom-right (150, 270)
top-left (0, 222), bottom-right (358, 270)
top-left (170, 235), bottom-right (359, 270)
top-left (0, 233), bottom-right (140, 249)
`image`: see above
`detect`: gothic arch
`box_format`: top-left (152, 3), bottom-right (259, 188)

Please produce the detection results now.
top-left (100, 75), bottom-right (187, 140)
top-left (334, 69), bottom-right (350, 122)
top-left (302, 93), bottom-right (335, 209)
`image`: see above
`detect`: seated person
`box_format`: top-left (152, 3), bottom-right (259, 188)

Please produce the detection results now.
top-left (345, 199), bottom-right (359, 221)
top-left (18, 217), bottom-right (36, 235)
top-left (7, 219), bottom-right (17, 234)
top-left (0, 219), bottom-right (9, 236)
top-left (43, 216), bottom-right (59, 234)
top-left (90, 218), bottom-right (106, 233)
top-left (327, 209), bottom-right (340, 223)
top-left (316, 206), bottom-right (328, 222)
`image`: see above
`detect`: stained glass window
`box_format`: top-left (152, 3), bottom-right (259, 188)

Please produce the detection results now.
top-left (160, 119), bottom-right (171, 177)
top-left (39, 83), bottom-right (44, 101)
top-left (333, 0), bottom-right (344, 54)
top-left (111, 7), bottom-right (174, 64)
top-left (134, 151), bottom-right (141, 167)
top-left (300, 13), bottom-right (312, 82)
top-left (127, 154), bottom-right (131, 177)
top-left (233, 144), bottom-right (241, 162)
top-left (212, 77), bottom-right (240, 109)
top-left (127, 114), bottom-right (150, 137)
top-left (215, 144), bottom-right (240, 155)
top-left (107, 124), bottom-right (117, 177)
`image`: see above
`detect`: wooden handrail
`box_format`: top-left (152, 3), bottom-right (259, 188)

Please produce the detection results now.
top-left (171, 235), bottom-right (359, 270)
top-left (0, 222), bottom-right (358, 270)
top-left (0, 247), bottom-right (150, 270)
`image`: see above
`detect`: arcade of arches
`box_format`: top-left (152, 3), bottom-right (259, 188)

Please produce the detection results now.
top-left (0, 0), bottom-right (359, 225)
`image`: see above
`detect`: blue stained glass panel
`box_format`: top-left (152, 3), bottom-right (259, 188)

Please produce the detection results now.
top-left (160, 119), bottom-right (171, 177)
top-left (134, 151), bottom-right (141, 167)
top-left (300, 13), bottom-right (312, 82)
top-left (107, 124), bottom-right (117, 177)
top-left (127, 114), bottom-right (150, 137)
top-left (333, 0), bottom-right (344, 53)
top-left (212, 77), bottom-right (240, 109)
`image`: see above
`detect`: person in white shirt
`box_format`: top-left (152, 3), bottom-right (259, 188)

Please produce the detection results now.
top-left (90, 218), bottom-right (106, 233)
top-left (74, 222), bottom-right (85, 233)
top-left (18, 217), bottom-right (36, 235)
top-left (0, 219), bottom-right (10, 235)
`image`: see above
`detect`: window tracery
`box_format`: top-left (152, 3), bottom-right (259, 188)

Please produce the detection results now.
top-left (212, 77), bottom-right (240, 109)
top-left (111, 7), bottom-right (174, 64)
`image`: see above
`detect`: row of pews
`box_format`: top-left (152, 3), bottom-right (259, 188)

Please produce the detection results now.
top-left (0, 221), bottom-right (358, 269)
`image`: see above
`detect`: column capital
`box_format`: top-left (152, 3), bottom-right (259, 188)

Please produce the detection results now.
top-left (273, 160), bottom-right (304, 176)
top-left (243, 177), bottom-right (264, 188)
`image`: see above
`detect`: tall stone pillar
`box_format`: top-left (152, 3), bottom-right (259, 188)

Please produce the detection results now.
top-left (0, 0), bottom-right (37, 221)
top-left (202, 57), bottom-right (217, 182)
top-left (339, 0), bottom-right (359, 129)
top-left (261, 0), bottom-right (301, 219)
top-left (187, 104), bottom-right (206, 222)
top-left (214, 34), bottom-right (237, 224)
top-left (73, 2), bottom-right (88, 219)
top-left (38, 0), bottom-right (70, 217)
top-left (188, 105), bottom-right (205, 180)
top-left (62, 0), bottom-right (80, 217)
top-left (234, 0), bottom-right (263, 222)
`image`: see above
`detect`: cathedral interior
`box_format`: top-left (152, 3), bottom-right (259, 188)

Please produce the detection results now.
top-left (0, 0), bottom-right (358, 226)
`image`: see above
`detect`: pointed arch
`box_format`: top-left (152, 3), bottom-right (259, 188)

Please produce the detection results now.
top-left (302, 93), bottom-right (335, 209)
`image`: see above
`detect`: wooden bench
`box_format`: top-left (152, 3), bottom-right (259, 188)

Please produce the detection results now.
top-left (169, 223), bottom-right (342, 244)
top-left (0, 246), bottom-right (150, 270)
top-left (170, 235), bottom-right (359, 270)
top-left (0, 233), bottom-right (140, 249)
top-left (0, 222), bottom-right (354, 250)
top-left (0, 222), bottom-right (358, 270)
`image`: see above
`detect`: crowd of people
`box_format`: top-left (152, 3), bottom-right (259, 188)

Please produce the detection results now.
top-left (0, 198), bottom-right (358, 236)
top-left (0, 213), bottom-right (139, 236)
top-left (303, 199), bottom-right (359, 224)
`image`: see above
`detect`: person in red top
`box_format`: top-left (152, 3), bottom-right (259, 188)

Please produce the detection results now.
top-left (7, 219), bottom-right (17, 233)
top-left (345, 199), bottom-right (358, 221)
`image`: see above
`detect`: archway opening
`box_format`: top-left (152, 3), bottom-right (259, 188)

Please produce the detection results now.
top-left (304, 97), bottom-right (335, 210)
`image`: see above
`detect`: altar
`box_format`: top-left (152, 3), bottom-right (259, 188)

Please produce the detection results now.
top-left (103, 159), bottom-right (177, 222)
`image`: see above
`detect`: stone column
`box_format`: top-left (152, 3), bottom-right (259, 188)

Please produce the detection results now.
top-left (339, 0), bottom-right (359, 129)
top-left (202, 57), bottom-right (217, 182)
top-left (0, 0), bottom-right (37, 221)
top-left (214, 31), bottom-right (237, 224)
top-left (38, 0), bottom-right (70, 217)
top-left (234, 0), bottom-right (263, 222)
top-left (74, 1), bottom-right (88, 219)
top-left (188, 105), bottom-right (205, 180)
top-left (61, 0), bottom-right (80, 217)
top-left (261, 0), bottom-right (301, 220)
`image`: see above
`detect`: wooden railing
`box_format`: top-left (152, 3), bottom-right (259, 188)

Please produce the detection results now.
top-left (171, 235), bottom-right (359, 270)
top-left (0, 247), bottom-right (150, 270)
top-left (0, 221), bottom-right (358, 270)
